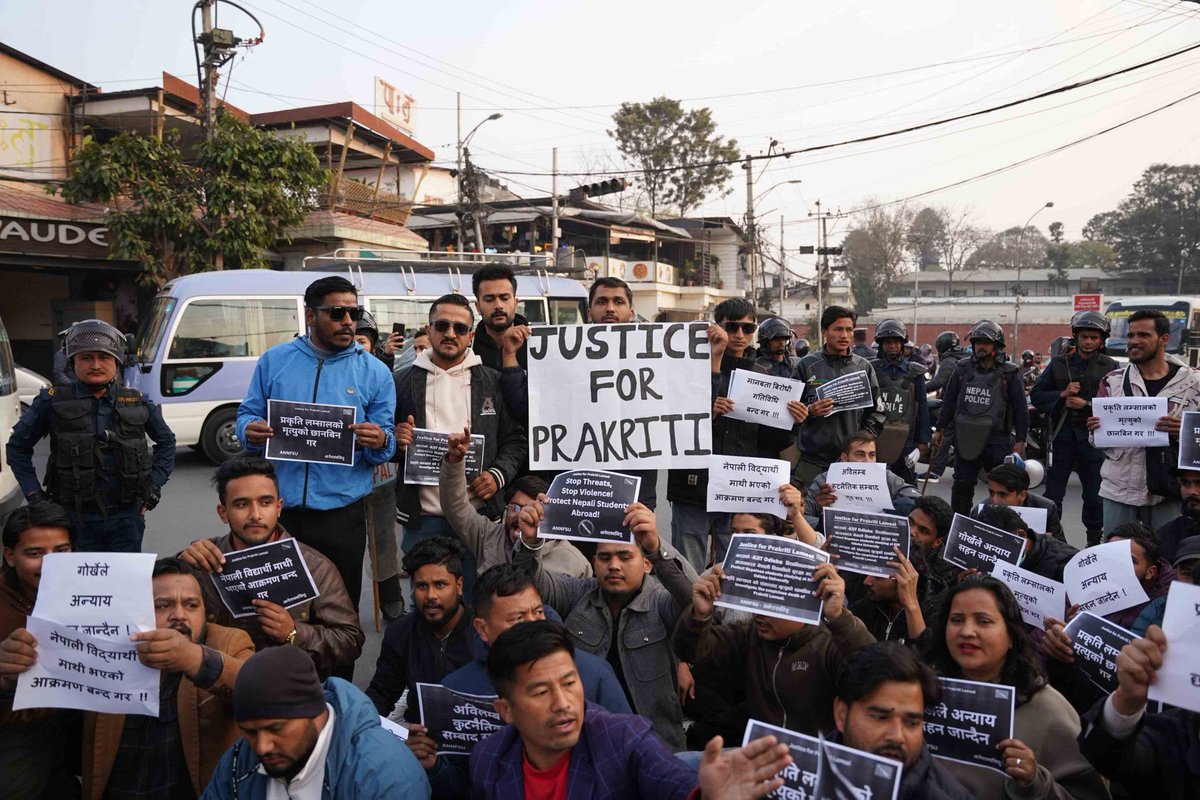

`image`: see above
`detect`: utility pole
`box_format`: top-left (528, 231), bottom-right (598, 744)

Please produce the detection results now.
top-left (551, 147), bottom-right (559, 267)
top-left (744, 155), bottom-right (756, 307)
top-left (455, 92), bottom-right (463, 252)
top-left (199, 0), bottom-right (217, 139)
top-left (778, 214), bottom-right (785, 315)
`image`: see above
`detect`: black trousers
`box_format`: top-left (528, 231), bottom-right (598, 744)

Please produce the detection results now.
top-left (281, 501), bottom-right (367, 613)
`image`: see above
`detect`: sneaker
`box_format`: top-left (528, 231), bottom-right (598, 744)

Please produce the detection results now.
top-left (919, 471), bottom-right (941, 483)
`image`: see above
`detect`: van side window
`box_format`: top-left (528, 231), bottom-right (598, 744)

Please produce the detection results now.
top-left (167, 299), bottom-right (299, 360)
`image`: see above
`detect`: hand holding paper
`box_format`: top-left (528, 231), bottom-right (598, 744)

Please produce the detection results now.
top-left (1114, 624), bottom-right (1168, 716)
top-left (0, 628), bottom-right (37, 691)
top-left (131, 628), bottom-right (203, 677)
top-left (625, 503), bottom-right (661, 553)
top-left (692, 567), bottom-right (724, 621)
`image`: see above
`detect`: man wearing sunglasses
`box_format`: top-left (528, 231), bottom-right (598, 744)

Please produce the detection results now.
top-left (394, 293), bottom-right (528, 601)
top-left (667, 298), bottom-right (806, 572)
top-left (237, 276), bottom-right (397, 655)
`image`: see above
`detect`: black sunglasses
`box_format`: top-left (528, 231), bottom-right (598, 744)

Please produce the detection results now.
top-left (722, 322), bottom-right (757, 335)
top-left (432, 320), bottom-right (472, 336)
top-left (312, 305), bottom-right (363, 322)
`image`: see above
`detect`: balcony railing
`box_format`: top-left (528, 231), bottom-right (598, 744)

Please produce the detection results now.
top-left (318, 175), bottom-right (415, 226)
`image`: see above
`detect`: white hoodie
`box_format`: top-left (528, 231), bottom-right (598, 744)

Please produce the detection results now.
top-left (415, 348), bottom-right (482, 516)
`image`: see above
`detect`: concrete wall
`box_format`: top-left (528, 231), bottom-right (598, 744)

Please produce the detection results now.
top-left (0, 51), bottom-right (76, 180)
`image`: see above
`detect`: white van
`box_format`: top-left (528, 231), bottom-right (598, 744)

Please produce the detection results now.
top-left (0, 316), bottom-right (24, 517)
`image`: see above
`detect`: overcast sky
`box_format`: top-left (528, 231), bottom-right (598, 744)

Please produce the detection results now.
top-left (5, 0), bottom-right (1200, 277)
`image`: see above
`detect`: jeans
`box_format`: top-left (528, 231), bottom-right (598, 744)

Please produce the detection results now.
top-left (1102, 498), bottom-right (1181, 537)
top-left (402, 514), bottom-right (479, 602)
top-left (1044, 433), bottom-right (1104, 544)
top-left (670, 502), bottom-right (731, 573)
top-left (70, 506), bottom-right (144, 553)
top-left (951, 439), bottom-right (1012, 515)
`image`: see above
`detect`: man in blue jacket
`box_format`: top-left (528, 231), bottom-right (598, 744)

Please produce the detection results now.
top-left (202, 645), bottom-right (430, 799)
top-left (237, 276), bottom-right (396, 626)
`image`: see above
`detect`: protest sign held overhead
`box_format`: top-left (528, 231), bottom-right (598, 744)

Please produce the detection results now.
top-left (742, 719), bottom-right (902, 800)
top-left (814, 370), bottom-right (874, 414)
top-left (942, 514), bottom-right (1025, 574)
top-left (416, 683), bottom-right (502, 756)
top-left (924, 677), bottom-right (1016, 776)
top-left (991, 561), bottom-right (1066, 628)
top-left (723, 369), bottom-right (805, 431)
top-left (527, 322), bottom-right (712, 471)
top-left (403, 428), bottom-right (484, 486)
top-left (717, 534), bottom-right (829, 624)
top-left (266, 399), bottom-right (357, 466)
top-left (35, 552), bottom-right (156, 638)
top-left (1147, 581), bottom-right (1200, 714)
top-left (1179, 411), bottom-right (1200, 469)
top-left (707, 455), bottom-right (789, 519)
top-left (209, 539), bottom-right (321, 619)
top-left (1063, 540), bottom-right (1150, 617)
top-left (1092, 396), bottom-right (1169, 448)
top-left (822, 509), bottom-right (910, 578)
top-left (1065, 612), bottom-right (1136, 694)
top-left (538, 469), bottom-right (641, 544)
top-left (13, 616), bottom-right (159, 716)
top-left (825, 462), bottom-right (895, 512)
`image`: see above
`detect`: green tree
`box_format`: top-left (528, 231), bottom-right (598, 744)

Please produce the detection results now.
top-left (55, 113), bottom-right (325, 287)
top-left (966, 225), bottom-right (1049, 271)
top-left (840, 204), bottom-right (913, 312)
top-left (608, 97), bottom-right (739, 217)
top-left (1084, 163), bottom-right (1200, 291)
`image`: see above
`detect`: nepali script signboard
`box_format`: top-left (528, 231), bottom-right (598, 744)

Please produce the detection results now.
top-left (942, 514), bottom-right (1025, 574)
top-left (1063, 540), bottom-right (1149, 617)
top-left (924, 677), bottom-right (1016, 776)
top-left (266, 399), bottom-right (357, 466)
top-left (527, 323), bottom-right (712, 471)
top-left (416, 683), bottom-right (502, 756)
top-left (209, 538), bottom-right (321, 618)
top-left (707, 455), bottom-right (789, 519)
top-left (1092, 397), bottom-right (1169, 448)
top-left (742, 719), bottom-right (902, 800)
top-left (1065, 611), bottom-right (1136, 694)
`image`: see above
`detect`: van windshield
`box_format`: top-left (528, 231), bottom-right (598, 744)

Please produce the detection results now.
top-left (1105, 303), bottom-right (1188, 355)
top-left (134, 297), bottom-right (177, 363)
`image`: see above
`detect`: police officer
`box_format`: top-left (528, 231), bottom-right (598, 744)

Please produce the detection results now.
top-left (755, 317), bottom-right (799, 378)
top-left (1019, 349), bottom-right (1040, 391)
top-left (870, 319), bottom-right (931, 485)
top-left (794, 338), bottom-right (811, 358)
top-left (935, 320), bottom-right (1028, 514)
top-left (6, 319), bottom-right (176, 552)
top-left (1030, 311), bottom-right (1117, 547)
top-left (921, 330), bottom-right (969, 483)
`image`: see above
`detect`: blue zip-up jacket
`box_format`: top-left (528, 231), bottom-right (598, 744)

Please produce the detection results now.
top-left (237, 338), bottom-right (396, 510)
top-left (201, 678), bottom-right (430, 800)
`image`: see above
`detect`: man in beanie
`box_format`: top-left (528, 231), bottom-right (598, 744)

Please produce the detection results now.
top-left (203, 646), bottom-right (430, 799)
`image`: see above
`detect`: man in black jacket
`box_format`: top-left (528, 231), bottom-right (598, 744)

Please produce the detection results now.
top-left (834, 642), bottom-right (972, 800)
top-left (1153, 467), bottom-right (1200, 563)
top-left (1078, 625), bottom-right (1200, 800)
top-left (979, 463), bottom-right (1066, 541)
top-left (470, 264), bottom-right (531, 425)
top-left (971, 503), bottom-right (1076, 582)
top-left (395, 294), bottom-right (527, 598)
top-left (366, 537), bottom-right (474, 721)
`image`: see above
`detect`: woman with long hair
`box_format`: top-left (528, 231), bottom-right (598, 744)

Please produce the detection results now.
top-left (924, 575), bottom-right (1109, 799)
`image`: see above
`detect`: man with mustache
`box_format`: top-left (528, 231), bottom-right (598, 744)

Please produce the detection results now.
top-left (394, 294), bottom-right (527, 602)
top-left (83, 558), bottom-right (254, 799)
top-left (1088, 308), bottom-right (1200, 535)
top-left (1149, 467), bottom-right (1200, 563)
top-left (7, 319), bottom-right (176, 552)
top-left (178, 457), bottom-right (364, 680)
top-left (833, 643), bottom-right (972, 800)
top-left (470, 264), bottom-right (533, 426)
top-left (365, 536), bottom-right (474, 721)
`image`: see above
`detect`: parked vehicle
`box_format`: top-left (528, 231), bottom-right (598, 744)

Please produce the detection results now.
top-left (0, 317), bottom-right (24, 516)
top-left (1105, 296), bottom-right (1200, 366)
top-left (15, 365), bottom-right (50, 412)
top-left (127, 253), bottom-right (590, 463)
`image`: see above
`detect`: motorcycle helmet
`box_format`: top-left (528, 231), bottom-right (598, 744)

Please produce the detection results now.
top-left (873, 318), bottom-right (908, 343)
top-left (935, 330), bottom-right (960, 355)
top-left (968, 319), bottom-right (1005, 346)
top-left (1070, 310), bottom-right (1111, 337)
top-left (794, 338), bottom-right (811, 358)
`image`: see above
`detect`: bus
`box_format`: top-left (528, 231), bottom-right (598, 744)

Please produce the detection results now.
top-left (1104, 296), bottom-right (1200, 367)
top-left (127, 252), bottom-right (590, 463)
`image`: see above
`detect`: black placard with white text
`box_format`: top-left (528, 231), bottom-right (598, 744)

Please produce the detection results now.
top-left (814, 370), bottom-right (874, 414)
top-left (717, 534), bottom-right (828, 624)
top-left (416, 683), bottom-right (502, 756)
top-left (537, 469), bottom-right (641, 544)
top-left (209, 539), bottom-right (321, 618)
top-left (823, 508), bottom-right (910, 577)
top-left (742, 719), bottom-right (901, 800)
top-left (1064, 611), bottom-right (1136, 694)
top-left (403, 428), bottom-right (484, 486)
top-left (1179, 411), bottom-right (1200, 470)
top-left (266, 399), bottom-right (356, 467)
top-left (924, 677), bottom-right (1016, 775)
top-left (943, 514), bottom-right (1025, 573)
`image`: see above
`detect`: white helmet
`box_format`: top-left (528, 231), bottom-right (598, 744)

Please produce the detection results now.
top-left (1003, 453), bottom-right (1045, 489)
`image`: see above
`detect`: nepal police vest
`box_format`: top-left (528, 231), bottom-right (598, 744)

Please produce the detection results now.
top-left (1050, 354), bottom-right (1116, 427)
top-left (955, 364), bottom-right (1013, 461)
top-left (48, 388), bottom-right (151, 510)
top-left (870, 358), bottom-right (919, 464)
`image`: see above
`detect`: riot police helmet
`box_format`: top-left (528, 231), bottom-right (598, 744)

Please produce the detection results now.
top-left (1070, 310), bottom-right (1111, 337)
top-left (794, 338), bottom-right (811, 358)
top-left (935, 330), bottom-right (960, 355)
top-left (1021, 349), bottom-right (1035, 363)
top-left (64, 319), bottom-right (127, 362)
top-left (874, 318), bottom-right (908, 343)
top-left (968, 319), bottom-right (1005, 346)
top-left (757, 317), bottom-right (794, 350)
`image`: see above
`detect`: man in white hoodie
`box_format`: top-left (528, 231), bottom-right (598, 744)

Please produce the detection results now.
top-left (394, 294), bottom-right (527, 599)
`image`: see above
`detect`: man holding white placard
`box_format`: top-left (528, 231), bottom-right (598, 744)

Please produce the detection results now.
top-left (981, 463), bottom-right (1066, 541)
top-left (804, 432), bottom-right (920, 530)
top-left (1088, 309), bottom-right (1200, 535)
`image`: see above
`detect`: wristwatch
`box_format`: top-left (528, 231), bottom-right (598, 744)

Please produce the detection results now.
top-left (285, 628), bottom-right (298, 645)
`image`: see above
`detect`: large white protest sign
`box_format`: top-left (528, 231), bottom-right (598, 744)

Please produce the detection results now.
top-left (1148, 581), bottom-right (1200, 713)
top-left (35, 553), bottom-right (156, 638)
top-left (527, 323), bottom-right (712, 471)
top-left (723, 369), bottom-right (804, 431)
top-left (991, 561), bottom-right (1066, 628)
top-left (826, 462), bottom-right (895, 512)
top-left (1093, 397), bottom-right (1169, 448)
top-left (1063, 540), bottom-right (1149, 617)
top-left (13, 616), bottom-right (159, 716)
top-left (707, 455), bottom-right (789, 519)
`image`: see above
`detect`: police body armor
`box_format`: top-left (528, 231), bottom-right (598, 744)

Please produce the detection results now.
top-left (1049, 354), bottom-right (1117, 429)
top-left (870, 358), bottom-right (923, 464)
top-left (954, 362), bottom-right (1016, 461)
top-left (47, 387), bottom-right (152, 511)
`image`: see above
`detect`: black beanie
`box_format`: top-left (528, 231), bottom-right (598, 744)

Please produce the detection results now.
top-left (234, 646), bottom-right (326, 722)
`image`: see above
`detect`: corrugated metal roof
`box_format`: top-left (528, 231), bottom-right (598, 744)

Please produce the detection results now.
top-left (0, 181), bottom-right (109, 221)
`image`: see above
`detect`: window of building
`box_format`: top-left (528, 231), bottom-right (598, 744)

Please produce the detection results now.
top-left (984, 289), bottom-right (1001, 297)
top-left (1080, 278), bottom-right (1100, 292)
top-left (951, 289), bottom-right (968, 298)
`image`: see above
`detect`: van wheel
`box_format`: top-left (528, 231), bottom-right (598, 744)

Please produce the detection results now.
top-left (201, 407), bottom-right (244, 464)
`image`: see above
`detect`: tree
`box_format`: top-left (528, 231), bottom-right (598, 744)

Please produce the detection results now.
top-left (839, 204), bottom-right (913, 313)
top-left (1084, 163), bottom-right (1200, 291)
top-left (905, 205), bottom-right (986, 292)
top-left (967, 225), bottom-right (1049, 271)
top-left (608, 97), bottom-right (739, 218)
top-left (56, 112), bottom-right (326, 287)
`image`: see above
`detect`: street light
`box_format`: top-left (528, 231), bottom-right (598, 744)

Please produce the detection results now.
top-left (458, 113), bottom-right (503, 252)
top-left (753, 179), bottom-right (802, 205)
top-left (1013, 201), bottom-right (1054, 355)
top-left (747, 179), bottom-right (802, 305)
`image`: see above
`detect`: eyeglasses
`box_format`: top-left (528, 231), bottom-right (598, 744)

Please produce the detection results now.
top-left (432, 320), bottom-right (472, 336)
top-left (312, 305), bottom-right (363, 322)
top-left (722, 322), bottom-right (757, 335)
